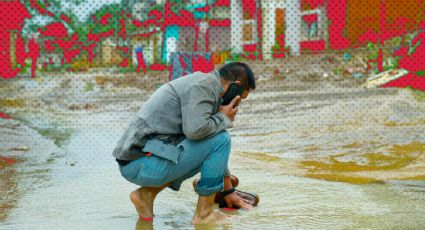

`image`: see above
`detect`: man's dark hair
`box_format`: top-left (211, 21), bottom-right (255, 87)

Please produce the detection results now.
top-left (218, 62), bottom-right (256, 90)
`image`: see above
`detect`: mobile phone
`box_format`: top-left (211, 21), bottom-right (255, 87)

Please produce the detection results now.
top-left (221, 83), bottom-right (244, 106)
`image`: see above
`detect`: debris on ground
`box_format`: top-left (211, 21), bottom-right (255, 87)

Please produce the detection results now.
top-left (363, 69), bottom-right (409, 88)
top-left (0, 112), bottom-right (13, 119)
top-left (343, 53), bottom-right (351, 62)
top-left (352, 73), bottom-right (364, 79)
top-left (9, 146), bottom-right (29, 151)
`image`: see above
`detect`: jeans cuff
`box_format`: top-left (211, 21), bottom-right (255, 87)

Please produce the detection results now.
top-left (195, 181), bottom-right (224, 196)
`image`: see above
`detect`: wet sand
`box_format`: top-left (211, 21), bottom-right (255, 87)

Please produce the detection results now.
top-left (1, 58), bottom-right (425, 229)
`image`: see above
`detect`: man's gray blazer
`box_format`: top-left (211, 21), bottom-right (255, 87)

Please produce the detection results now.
top-left (112, 70), bottom-right (233, 167)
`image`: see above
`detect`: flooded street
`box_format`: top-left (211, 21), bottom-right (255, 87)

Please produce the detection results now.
top-left (1, 66), bottom-right (425, 229)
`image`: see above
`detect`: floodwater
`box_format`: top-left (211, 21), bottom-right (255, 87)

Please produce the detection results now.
top-left (1, 75), bottom-right (425, 230)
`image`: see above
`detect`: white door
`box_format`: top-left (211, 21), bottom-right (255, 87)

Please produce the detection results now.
top-left (166, 37), bottom-right (177, 63)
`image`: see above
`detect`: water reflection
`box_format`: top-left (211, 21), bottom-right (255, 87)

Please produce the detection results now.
top-left (0, 166), bottom-right (18, 222)
top-left (135, 220), bottom-right (153, 230)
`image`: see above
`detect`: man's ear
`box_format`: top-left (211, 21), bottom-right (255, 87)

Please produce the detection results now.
top-left (235, 80), bottom-right (242, 86)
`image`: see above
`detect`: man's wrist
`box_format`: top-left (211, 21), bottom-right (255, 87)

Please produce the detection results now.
top-left (222, 187), bottom-right (235, 197)
top-left (217, 112), bottom-right (233, 129)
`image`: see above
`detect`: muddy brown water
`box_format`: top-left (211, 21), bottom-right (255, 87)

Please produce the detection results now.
top-left (1, 75), bottom-right (425, 229)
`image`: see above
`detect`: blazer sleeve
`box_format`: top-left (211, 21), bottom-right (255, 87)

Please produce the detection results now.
top-left (181, 84), bottom-right (233, 140)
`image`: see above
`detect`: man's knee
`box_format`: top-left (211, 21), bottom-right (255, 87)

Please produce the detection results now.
top-left (214, 131), bottom-right (231, 147)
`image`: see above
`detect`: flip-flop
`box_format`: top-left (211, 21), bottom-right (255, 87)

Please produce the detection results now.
top-left (218, 190), bottom-right (260, 209)
top-left (191, 175), bottom-right (259, 208)
top-left (221, 207), bottom-right (239, 212)
top-left (235, 190), bottom-right (259, 206)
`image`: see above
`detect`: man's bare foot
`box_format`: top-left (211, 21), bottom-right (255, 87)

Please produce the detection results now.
top-left (130, 189), bottom-right (154, 219)
top-left (129, 184), bottom-right (170, 219)
top-left (192, 210), bottom-right (231, 224)
top-left (192, 193), bottom-right (232, 225)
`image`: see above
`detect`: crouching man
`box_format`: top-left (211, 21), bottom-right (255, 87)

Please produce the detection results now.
top-left (113, 62), bottom-right (256, 224)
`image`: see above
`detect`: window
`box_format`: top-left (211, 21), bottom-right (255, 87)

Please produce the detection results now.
top-left (242, 19), bottom-right (257, 44)
top-left (301, 10), bottom-right (321, 41)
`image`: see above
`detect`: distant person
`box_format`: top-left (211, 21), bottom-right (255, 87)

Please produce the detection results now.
top-left (113, 62), bottom-right (256, 224)
top-left (135, 46), bottom-right (147, 74)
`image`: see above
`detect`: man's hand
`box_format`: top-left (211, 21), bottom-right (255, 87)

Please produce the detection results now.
top-left (219, 96), bottom-right (241, 121)
top-left (224, 192), bottom-right (253, 210)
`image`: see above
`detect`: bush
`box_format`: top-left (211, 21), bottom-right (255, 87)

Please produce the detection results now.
top-left (71, 58), bottom-right (91, 71)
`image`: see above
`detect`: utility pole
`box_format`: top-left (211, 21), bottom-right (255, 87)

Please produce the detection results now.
top-left (323, 0), bottom-right (330, 50)
top-left (122, 0), bottom-right (130, 64)
top-left (205, 0), bottom-right (209, 52)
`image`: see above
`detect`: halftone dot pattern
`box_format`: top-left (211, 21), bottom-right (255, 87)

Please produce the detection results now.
top-left (1, 0), bottom-right (425, 229)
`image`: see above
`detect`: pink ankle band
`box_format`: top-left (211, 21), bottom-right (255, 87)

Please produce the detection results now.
top-left (222, 207), bottom-right (237, 211)
top-left (139, 216), bottom-right (154, 222)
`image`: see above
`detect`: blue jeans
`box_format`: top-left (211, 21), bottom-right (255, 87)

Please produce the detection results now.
top-left (119, 131), bottom-right (231, 196)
